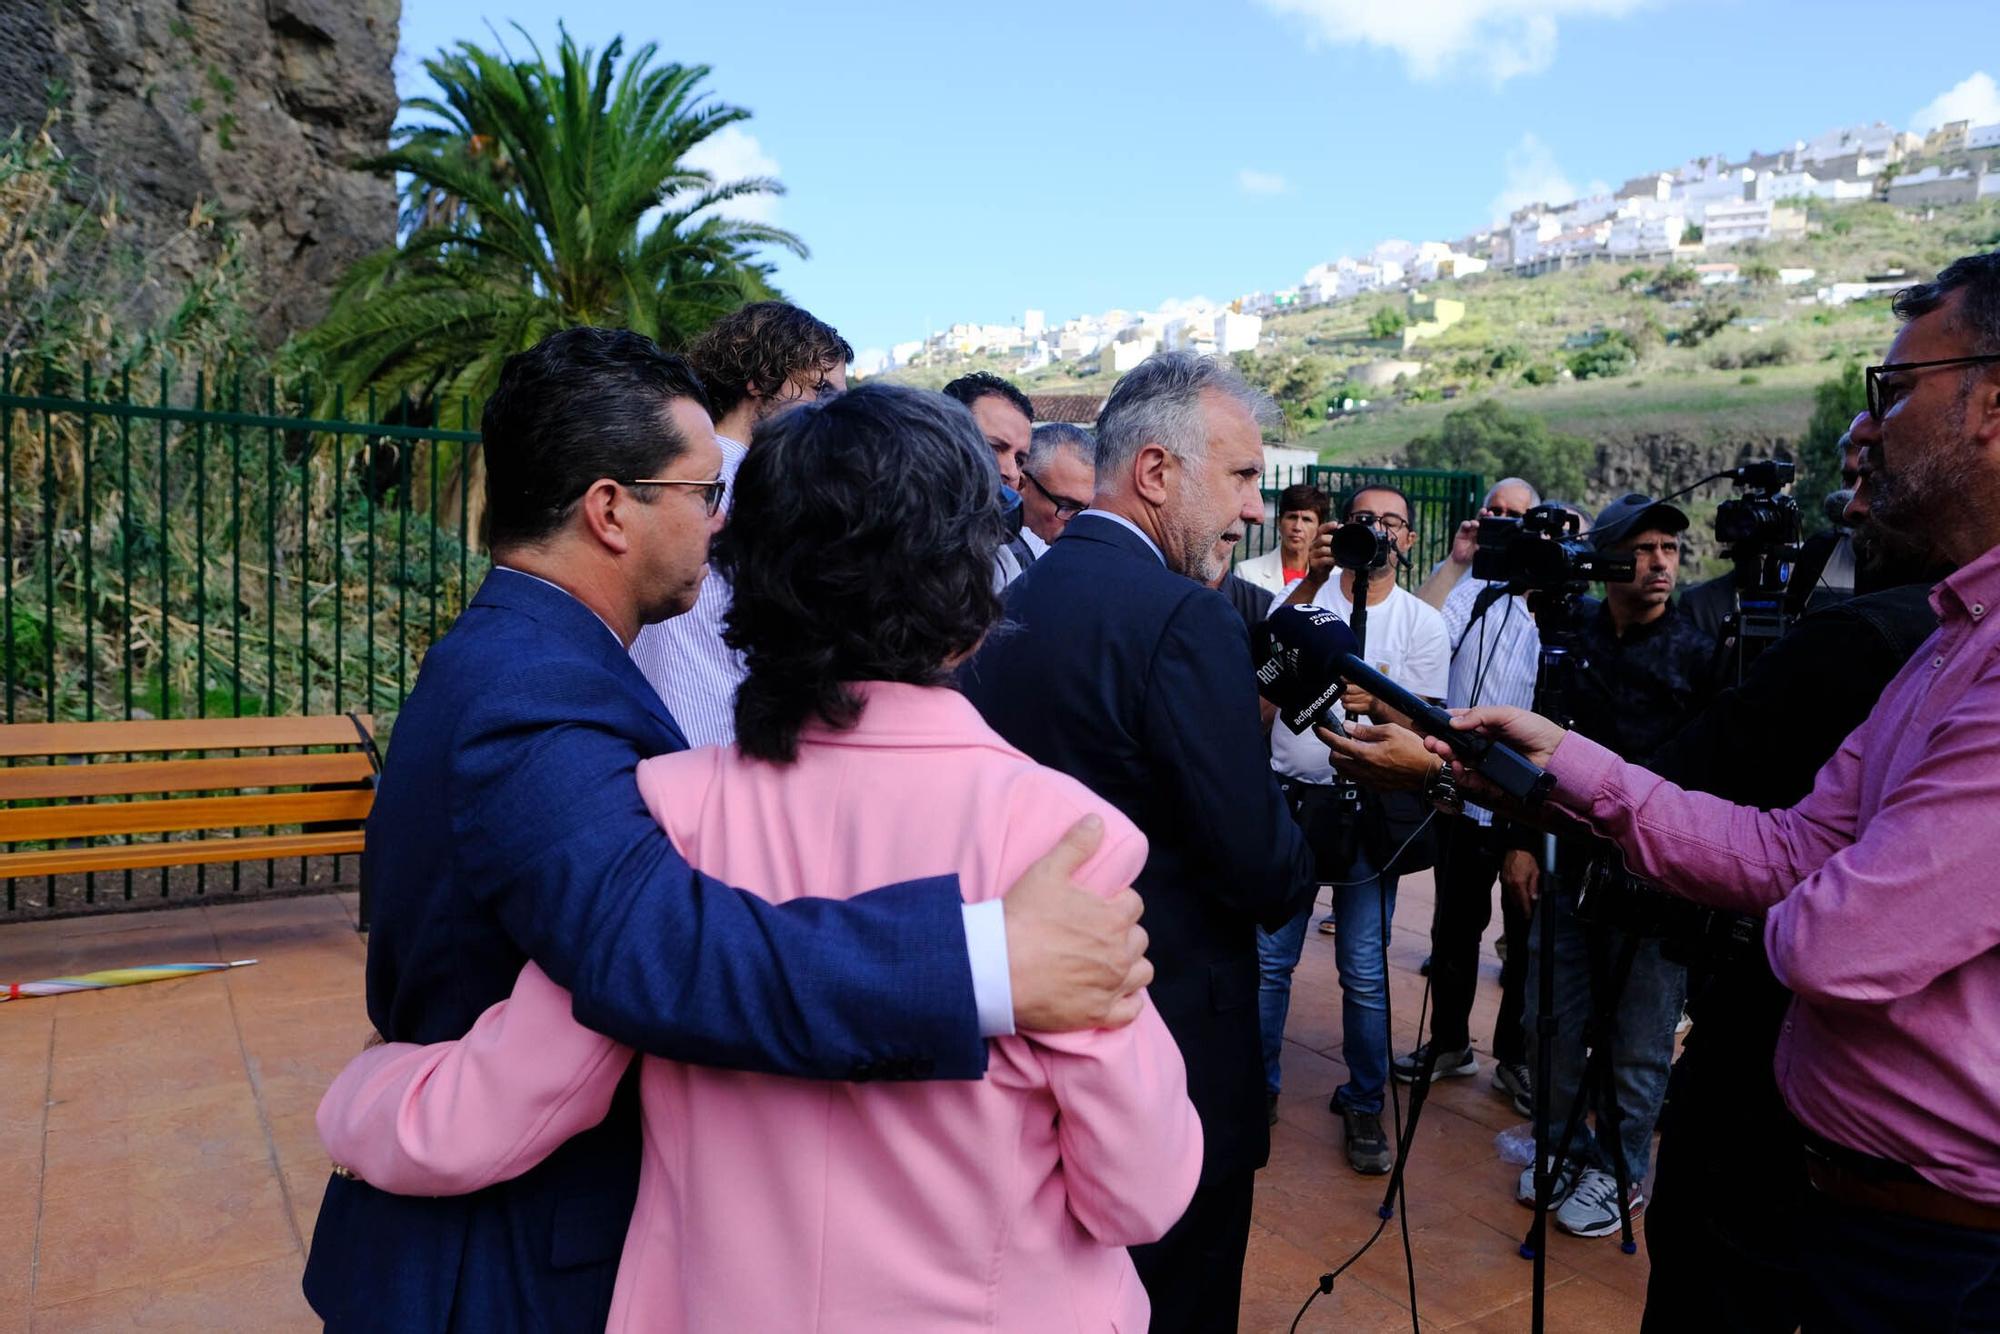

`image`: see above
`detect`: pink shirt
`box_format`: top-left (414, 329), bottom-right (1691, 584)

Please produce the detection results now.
top-left (318, 682), bottom-right (1200, 1332)
top-left (1546, 542), bottom-right (2000, 1205)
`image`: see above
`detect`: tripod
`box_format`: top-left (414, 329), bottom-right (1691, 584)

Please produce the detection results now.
top-left (1514, 585), bottom-right (1640, 1334)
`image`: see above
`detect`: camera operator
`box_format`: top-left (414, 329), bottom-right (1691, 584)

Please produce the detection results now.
top-left (1638, 446), bottom-right (1953, 1332)
top-left (1389, 477), bottom-right (1545, 1114)
top-left (1442, 252), bottom-right (2000, 1331)
top-left (1259, 485), bottom-right (1448, 1175)
top-left (1508, 494), bottom-right (1719, 1239)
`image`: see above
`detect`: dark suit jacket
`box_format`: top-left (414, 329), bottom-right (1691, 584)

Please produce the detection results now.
top-left (961, 515), bottom-right (1315, 1183)
top-left (303, 569), bottom-right (983, 1332)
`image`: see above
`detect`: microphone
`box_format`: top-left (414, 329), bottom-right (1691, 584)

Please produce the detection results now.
top-left (1252, 604), bottom-right (1555, 806)
top-left (1824, 489), bottom-right (1855, 528)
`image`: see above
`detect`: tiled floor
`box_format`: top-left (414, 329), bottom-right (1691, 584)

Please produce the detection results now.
top-left (1, 875), bottom-right (1651, 1331)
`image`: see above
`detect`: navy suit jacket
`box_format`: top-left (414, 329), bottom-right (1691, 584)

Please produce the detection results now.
top-left (303, 569), bottom-right (982, 1331)
top-left (961, 515), bottom-right (1314, 1183)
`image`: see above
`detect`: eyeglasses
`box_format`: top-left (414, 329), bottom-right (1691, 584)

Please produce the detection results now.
top-left (1344, 511), bottom-right (1410, 533)
top-left (1865, 354), bottom-right (2000, 421)
top-left (623, 476), bottom-right (728, 517)
top-left (1021, 469), bottom-right (1090, 518)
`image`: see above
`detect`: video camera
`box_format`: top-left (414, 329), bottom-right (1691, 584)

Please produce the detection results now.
top-left (1714, 460), bottom-right (1800, 581)
top-left (1331, 520), bottom-right (1394, 572)
top-left (1471, 503), bottom-right (1636, 592)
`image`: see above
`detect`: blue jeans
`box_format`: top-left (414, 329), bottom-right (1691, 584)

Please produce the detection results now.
top-left (1256, 846), bottom-right (1399, 1113)
top-left (1524, 883), bottom-right (1686, 1191)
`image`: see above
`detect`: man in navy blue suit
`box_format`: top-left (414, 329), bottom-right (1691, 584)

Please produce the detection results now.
top-left (961, 352), bottom-right (1317, 1333)
top-left (302, 328), bottom-right (1152, 1331)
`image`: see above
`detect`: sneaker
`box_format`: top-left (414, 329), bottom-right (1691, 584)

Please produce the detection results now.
top-left (1516, 1155), bottom-right (1581, 1209)
top-left (1555, 1168), bottom-right (1645, 1238)
top-left (1492, 1061), bottom-right (1533, 1116)
top-left (1316, 914), bottom-right (1337, 936)
top-left (1340, 1107), bottom-right (1393, 1175)
top-left (1392, 1042), bottom-right (1479, 1084)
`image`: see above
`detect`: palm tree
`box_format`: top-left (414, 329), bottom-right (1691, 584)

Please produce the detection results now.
top-left (310, 28), bottom-right (802, 397)
top-left (294, 28), bottom-right (803, 522)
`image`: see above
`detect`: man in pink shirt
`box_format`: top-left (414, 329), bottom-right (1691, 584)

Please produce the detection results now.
top-left (1440, 251), bottom-right (2000, 1332)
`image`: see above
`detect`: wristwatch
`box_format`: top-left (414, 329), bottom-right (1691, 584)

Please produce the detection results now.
top-left (1423, 760), bottom-right (1464, 816)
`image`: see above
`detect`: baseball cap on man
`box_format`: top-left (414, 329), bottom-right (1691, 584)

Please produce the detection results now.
top-left (1590, 493), bottom-right (1689, 550)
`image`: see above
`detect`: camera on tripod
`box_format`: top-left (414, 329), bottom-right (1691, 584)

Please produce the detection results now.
top-left (1471, 503), bottom-right (1637, 591)
top-left (1714, 460), bottom-right (1801, 588)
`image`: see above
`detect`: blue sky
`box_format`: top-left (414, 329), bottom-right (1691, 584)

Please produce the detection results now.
top-left (396, 1), bottom-right (2000, 361)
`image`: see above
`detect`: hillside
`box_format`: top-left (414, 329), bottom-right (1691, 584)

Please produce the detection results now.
top-left (888, 198), bottom-right (2000, 494)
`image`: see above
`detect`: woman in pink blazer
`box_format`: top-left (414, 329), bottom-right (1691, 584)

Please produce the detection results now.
top-left (317, 384), bottom-right (1201, 1332)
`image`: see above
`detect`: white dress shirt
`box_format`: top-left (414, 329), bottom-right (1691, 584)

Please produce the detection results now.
top-left (629, 436), bottom-right (750, 750)
top-left (1437, 573), bottom-right (1542, 825)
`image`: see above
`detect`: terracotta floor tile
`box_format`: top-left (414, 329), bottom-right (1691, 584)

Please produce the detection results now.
top-left (41, 1085), bottom-right (268, 1202)
top-left (1242, 1222), bottom-right (1419, 1333)
top-left (1459, 1273), bottom-right (1645, 1333)
top-left (0, 1156), bottom-right (40, 1327)
top-left (44, 1024), bottom-right (249, 1131)
top-left (30, 1156), bottom-right (299, 1310)
top-left (0, 1018), bottom-right (52, 1161)
top-left (27, 1252), bottom-right (317, 1332)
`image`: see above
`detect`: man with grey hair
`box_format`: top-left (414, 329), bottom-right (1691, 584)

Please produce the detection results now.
top-left (962, 352), bottom-right (1316, 1333)
top-left (1019, 421), bottom-right (1096, 553)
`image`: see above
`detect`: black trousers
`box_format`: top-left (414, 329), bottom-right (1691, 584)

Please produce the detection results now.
top-left (1426, 816), bottom-right (1529, 1062)
top-left (1131, 1167), bottom-right (1257, 1333)
top-left (1641, 1062), bottom-right (1807, 1333)
top-left (1799, 1191), bottom-right (2000, 1333)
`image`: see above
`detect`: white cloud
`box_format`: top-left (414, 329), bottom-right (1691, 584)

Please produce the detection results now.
top-left (681, 125), bottom-right (783, 226)
top-left (1488, 133), bottom-right (1609, 221)
top-left (1908, 72), bottom-right (2000, 135)
top-left (1237, 167), bottom-right (1291, 195)
top-left (1256, 0), bottom-right (1650, 84)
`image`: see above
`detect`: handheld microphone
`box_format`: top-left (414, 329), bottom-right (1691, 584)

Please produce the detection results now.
top-left (1824, 488), bottom-right (1855, 528)
top-left (1252, 604), bottom-right (1555, 806)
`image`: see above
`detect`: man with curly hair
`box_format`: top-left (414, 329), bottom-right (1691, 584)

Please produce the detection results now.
top-left (629, 301), bottom-right (853, 746)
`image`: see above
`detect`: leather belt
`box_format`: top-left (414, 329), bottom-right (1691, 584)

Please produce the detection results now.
top-left (1805, 1153), bottom-right (2000, 1233)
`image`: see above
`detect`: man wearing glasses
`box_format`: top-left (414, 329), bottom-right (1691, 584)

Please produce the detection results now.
top-left (630, 302), bottom-right (851, 746)
top-left (1018, 422), bottom-right (1097, 555)
top-left (1427, 250), bottom-right (2000, 1329)
top-left (1261, 484), bottom-right (1449, 1173)
top-left (1392, 477), bottom-right (1546, 1118)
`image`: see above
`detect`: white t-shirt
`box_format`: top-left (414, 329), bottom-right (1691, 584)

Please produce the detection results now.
top-left (1269, 579), bottom-right (1450, 784)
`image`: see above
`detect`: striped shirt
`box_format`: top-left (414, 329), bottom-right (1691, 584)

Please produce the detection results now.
top-left (629, 435), bottom-right (749, 749)
top-left (1438, 574), bottom-right (1541, 825)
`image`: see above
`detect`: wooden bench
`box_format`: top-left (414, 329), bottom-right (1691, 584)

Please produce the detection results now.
top-left (0, 714), bottom-right (379, 907)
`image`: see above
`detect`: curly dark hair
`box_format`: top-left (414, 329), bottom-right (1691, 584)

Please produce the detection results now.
top-left (686, 301), bottom-right (854, 425)
top-left (941, 371), bottom-right (1035, 423)
top-left (714, 383), bottom-right (1009, 763)
top-left (481, 327), bottom-right (709, 550)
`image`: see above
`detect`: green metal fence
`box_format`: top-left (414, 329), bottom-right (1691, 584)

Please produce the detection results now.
top-left (1, 360), bottom-right (488, 913)
top-left (1240, 464), bottom-right (1486, 588)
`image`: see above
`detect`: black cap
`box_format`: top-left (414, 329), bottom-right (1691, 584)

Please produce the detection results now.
top-left (1590, 493), bottom-right (1689, 550)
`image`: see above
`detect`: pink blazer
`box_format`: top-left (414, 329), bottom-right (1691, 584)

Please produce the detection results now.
top-left (318, 682), bottom-right (1200, 1332)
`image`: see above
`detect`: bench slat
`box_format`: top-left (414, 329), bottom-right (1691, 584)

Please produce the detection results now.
top-left (0, 753), bottom-right (375, 802)
top-left (0, 789), bottom-right (373, 843)
top-left (0, 829), bottom-right (365, 880)
top-left (0, 714), bottom-right (374, 759)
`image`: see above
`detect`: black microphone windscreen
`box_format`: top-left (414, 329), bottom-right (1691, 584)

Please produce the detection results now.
top-left (1824, 489), bottom-right (1855, 527)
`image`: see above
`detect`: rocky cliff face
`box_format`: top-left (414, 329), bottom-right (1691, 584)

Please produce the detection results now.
top-left (1, 0), bottom-right (400, 345)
